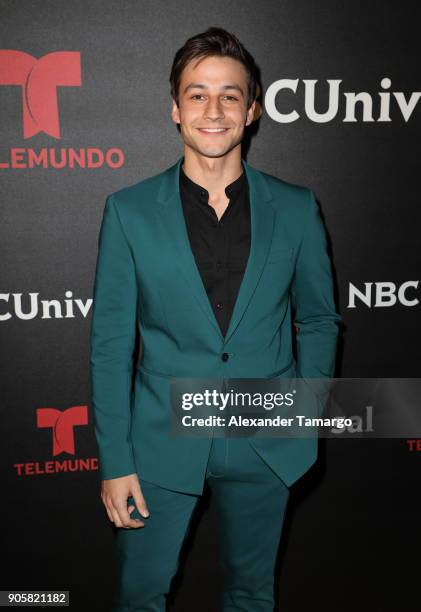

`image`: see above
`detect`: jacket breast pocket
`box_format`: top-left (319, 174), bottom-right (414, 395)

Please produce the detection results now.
top-left (266, 247), bottom-right (294, 264)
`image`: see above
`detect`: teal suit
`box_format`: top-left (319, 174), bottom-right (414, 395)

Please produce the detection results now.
top-left (90, 155), bottom-right (341, 494)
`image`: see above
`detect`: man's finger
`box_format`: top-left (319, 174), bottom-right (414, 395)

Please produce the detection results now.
top-left (115, 500), bottom-right (144, 528)
top-left (104, 503), bottom-right (115, 523)
top-left (101, 495), bottom-right (116, 524)
top-left (133, 491), bottom-right (150, 519)
top-left (109, 503), bottom-right (124, 528)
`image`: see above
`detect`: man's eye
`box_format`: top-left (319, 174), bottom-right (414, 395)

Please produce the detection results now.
top-left (190, 95), bottom-right (238, 101)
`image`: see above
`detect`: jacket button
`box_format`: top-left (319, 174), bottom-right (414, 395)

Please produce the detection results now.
top-left (221, 352), bottom-right (229, 362)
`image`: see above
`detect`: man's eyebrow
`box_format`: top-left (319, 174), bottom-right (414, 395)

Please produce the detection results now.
top-left (183, 83), bottom-right (244, 96)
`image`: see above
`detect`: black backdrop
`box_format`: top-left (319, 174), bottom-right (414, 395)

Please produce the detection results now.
top-left (1, 1), bottom-right (420, 610)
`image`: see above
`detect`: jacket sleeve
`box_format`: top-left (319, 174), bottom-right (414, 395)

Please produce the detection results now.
top-left (89, 194), bottom-right (138, 480)
top-left (291, 189), bottom-right (342, 381)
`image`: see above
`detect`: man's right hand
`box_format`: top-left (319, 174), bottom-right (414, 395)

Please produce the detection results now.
top-left (101, 473), bottom-right (150, 529)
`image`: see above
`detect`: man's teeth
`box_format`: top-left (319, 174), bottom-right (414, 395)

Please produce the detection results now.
top-left (199, 128), bottom-right (228, 131)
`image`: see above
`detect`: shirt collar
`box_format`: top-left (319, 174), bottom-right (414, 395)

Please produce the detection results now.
top-left (179, 159), bottom-right (246, 200)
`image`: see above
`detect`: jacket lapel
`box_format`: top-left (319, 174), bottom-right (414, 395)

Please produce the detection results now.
top-left (156, 156), bottom-right (276, 344)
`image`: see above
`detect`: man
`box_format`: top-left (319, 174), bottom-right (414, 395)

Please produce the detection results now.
top-left (90, 26), bottom-right (342, 612)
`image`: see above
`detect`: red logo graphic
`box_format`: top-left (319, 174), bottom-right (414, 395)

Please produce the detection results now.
top-left (0, 50), bottom-right (81, 138)
top-left (36, 405), bottom-right (88, 455)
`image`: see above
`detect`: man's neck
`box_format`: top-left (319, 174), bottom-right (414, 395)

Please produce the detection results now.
top-left (182, 149), bottom-right (243, 198)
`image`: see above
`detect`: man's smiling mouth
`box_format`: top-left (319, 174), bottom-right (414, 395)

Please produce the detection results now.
top-left (197, 128), bottom-right (230, 133)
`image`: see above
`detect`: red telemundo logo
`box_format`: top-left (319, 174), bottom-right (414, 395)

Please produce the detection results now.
top-left (0, 50), bottom-right (124, 168)
top-left (13, 405), bottom-right (99, 476)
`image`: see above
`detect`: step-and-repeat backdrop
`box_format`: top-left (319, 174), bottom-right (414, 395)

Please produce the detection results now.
top-left (1, 1), bottom-right (420, 610)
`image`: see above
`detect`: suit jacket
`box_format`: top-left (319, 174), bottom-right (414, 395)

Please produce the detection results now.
top-left (89, 155), bottom-right (342, 494)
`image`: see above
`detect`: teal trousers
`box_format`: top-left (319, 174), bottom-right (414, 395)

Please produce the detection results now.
top-left (112, 437), bottom-right (290, 611)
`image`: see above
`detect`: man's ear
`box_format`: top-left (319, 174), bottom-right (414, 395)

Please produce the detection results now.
top-left (245, 99), bottom-right (257, 126)
top-left (171, 98), bottom-right (180, 125)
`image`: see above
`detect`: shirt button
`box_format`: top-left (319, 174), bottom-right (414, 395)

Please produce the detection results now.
top-left (200, 190), bottom-right (206, 197)
top-left (221, 352), bottom-right (229, 362)
top-left (216, 302), bottom-right (223, 309)
top-left (216, 261), bottom-right (223, 269)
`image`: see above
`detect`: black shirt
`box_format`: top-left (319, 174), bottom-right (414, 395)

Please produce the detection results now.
top-left (179, 160), bottom-right (251, 337)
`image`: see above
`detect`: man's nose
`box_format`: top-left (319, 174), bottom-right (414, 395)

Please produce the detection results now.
top-left (203, 98), bottom-right (225, 120)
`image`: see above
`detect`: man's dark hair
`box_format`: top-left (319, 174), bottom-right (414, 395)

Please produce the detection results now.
top-left (169, 26), bottom-right (259, 111)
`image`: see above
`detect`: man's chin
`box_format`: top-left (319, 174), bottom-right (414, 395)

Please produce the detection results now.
top-left (191, 145), bottom-right (234, 159)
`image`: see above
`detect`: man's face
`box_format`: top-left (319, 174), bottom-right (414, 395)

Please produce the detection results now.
top-left (171, 55), bottom-right (255, 159)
